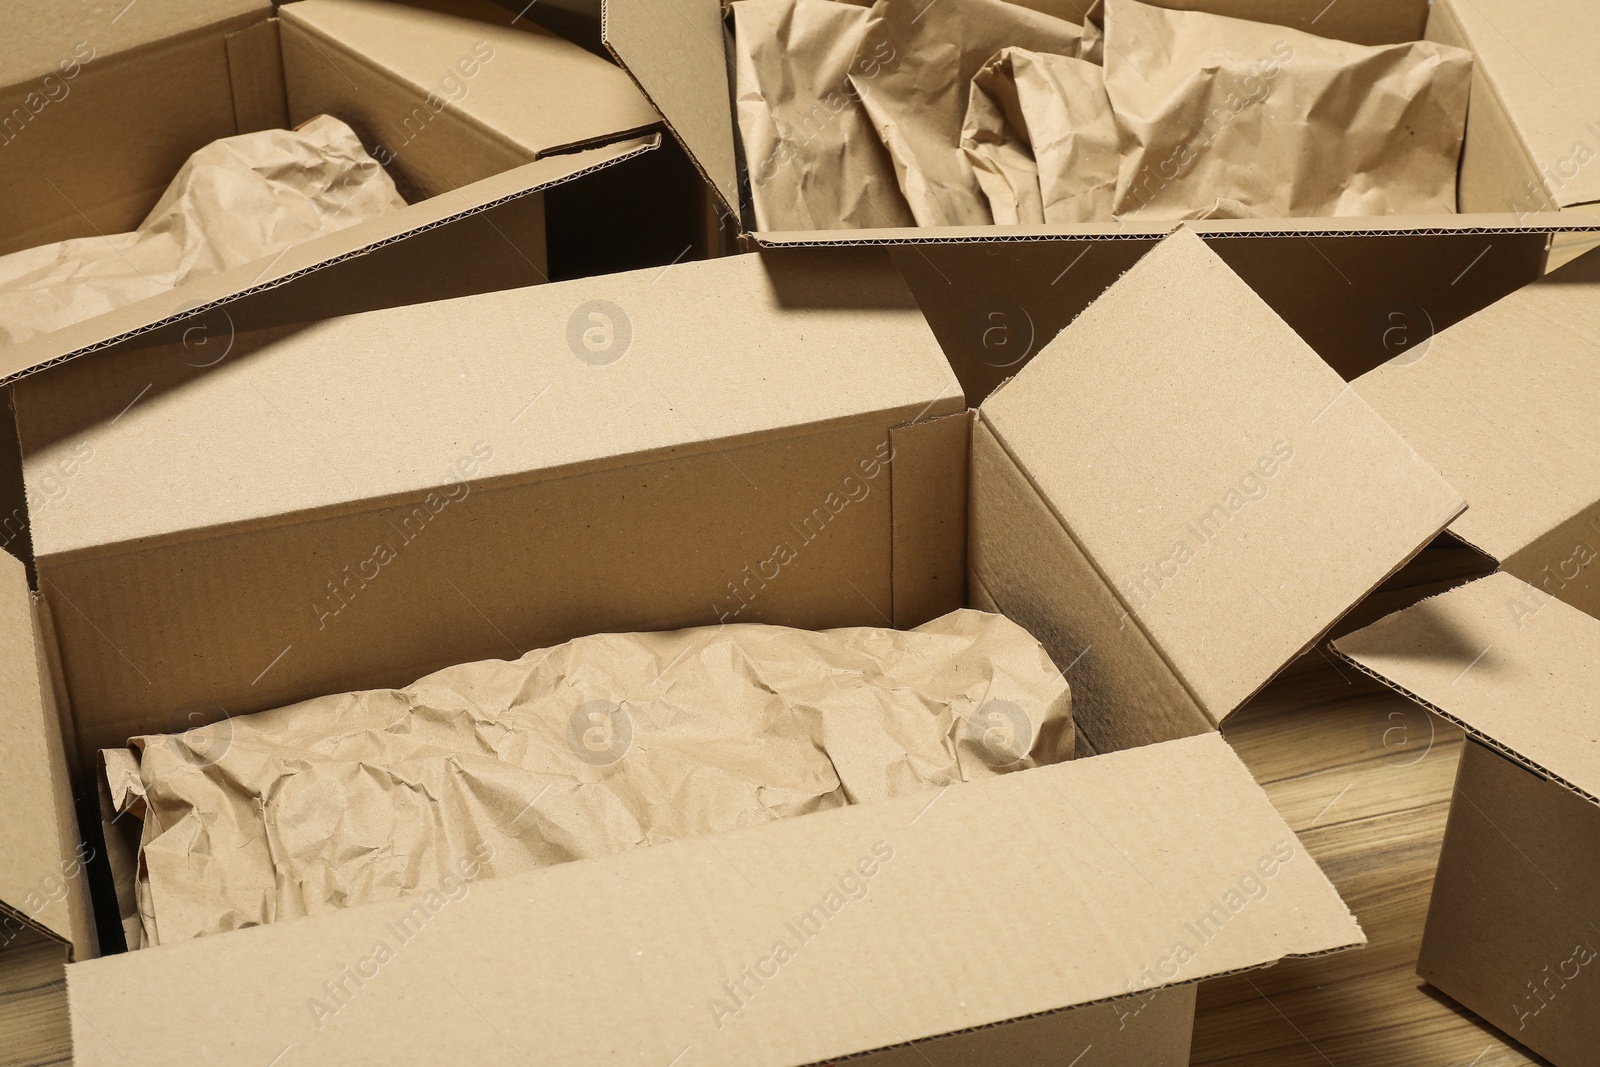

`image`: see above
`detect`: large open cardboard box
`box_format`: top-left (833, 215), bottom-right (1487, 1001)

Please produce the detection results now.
top-left (1334, 572), bottom-right (1600, 1067)
top-left (600, 0), bottom-right (1600, 399)
top-left (0, 0), bottom-right (672, 388)
top-left (1356, 243), bottom-right (1600, 621)
top-left (2, 230), bottom-right (1466, 1060)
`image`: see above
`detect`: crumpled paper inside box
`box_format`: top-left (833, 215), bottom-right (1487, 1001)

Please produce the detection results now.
top-left (0, 114), bottom-right (405, 346)
top-left (733, 0), bottom-right (1472, 230)
top-left (108, 609), bottom-right (1071, 947)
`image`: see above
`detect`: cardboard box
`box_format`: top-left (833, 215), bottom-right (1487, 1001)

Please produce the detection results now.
top-left (0, 0), bottom-right (666, 387)
top-left (1429, 0), bottom-right (1600, 269)
top-left (1333, 572), bottom-right (1600, 1067)
top-left (1356, 243), bottom-right (1600, 621)
top-left (601, 0), bottom-right (1600, 400)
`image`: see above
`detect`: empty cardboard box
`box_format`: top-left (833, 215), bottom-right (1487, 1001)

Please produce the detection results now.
top-left (1334, 571), bottom-right (1600, 1067)
top-left (1357, 243), bottom-right (1600, 621)
top-left (602, 0), bottom-right (1600, 399)
top-left (0, 0), bottom-right (666, 386)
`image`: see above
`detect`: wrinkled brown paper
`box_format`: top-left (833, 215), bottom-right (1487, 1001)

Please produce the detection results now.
top-left (733, 0), bottom-right (915, 231)
top-left (111, 610), bottom-right (1071, 946)
top-left (0, 115), bottom-right (404, 346)
top-left (849, 0), bottom-right (1082, 226)
top-left (1104, 0), bottom-right (1472, 220)
top-left (962, 48), bottom-right (1116, 224)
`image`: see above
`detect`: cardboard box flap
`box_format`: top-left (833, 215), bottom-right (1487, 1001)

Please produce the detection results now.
top-left (282, 0), bottom-right (662, 160)
top-left (1442, 0), bottom-right (1600, 211)
top-left (602, 0), bottom-right (740, 218)
top-left (20, 249), bottom-right (961, 561)
top-left (0, 0), bottom-right (266, 88)
top-left (67, 733), bottom-right (1361, 1066)
top-left (1356, 244), bottom-right (1600, 563)
top-left (1333, 571), bottom-right (1600, 807)
top-left (980, 229), bottom-right (1464, 721)
top-left (0, 136), bottom-right (658, 388)
top-left (0, 550), bottom-right (93, 958)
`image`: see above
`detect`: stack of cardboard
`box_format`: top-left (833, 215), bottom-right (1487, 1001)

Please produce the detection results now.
top-left (2, 1), bottom-right (1599, 1065)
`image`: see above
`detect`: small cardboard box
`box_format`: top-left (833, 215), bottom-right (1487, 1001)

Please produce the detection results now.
top-left (601, 0), bottom-right (1600, 400)
top-left (1429, 0), bottom-right (1600, 268)
top-left (1333, 571), bottom-right (1600, 1067)
top-left (1356, 243), bottom-right (1600, 621)
top-left (3, 230), bottom-right (1463, 1060)
top-left (0, 0), bottom-right (666, 387)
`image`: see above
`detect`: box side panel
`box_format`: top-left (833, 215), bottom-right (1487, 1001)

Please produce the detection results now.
top-left (969, 418), bottom-right (1211, 753)
top-left (890, 411), bottom-right (970, 628)
top-left (42, 419), bottom-right (903, 767)
top-left (1420, 741), bottom-right (1600, 1067)
top-left (1155, 0), bottom-right (1427, 45)
top-left (847, 983), bottom-right (1194, 1067)
top-left (224, 18), bottom-right (288, 133)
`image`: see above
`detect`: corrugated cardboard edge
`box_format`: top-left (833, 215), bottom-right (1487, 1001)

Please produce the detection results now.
top-left (0, 551), bottom-right (95, 960)
top-left (0, 134), bottom-right (660, 388)
top-left (1330, 572), bottom-right (1600, 810)
top-left (889, 407), bottom-right (970, 628)
top-left (224, 17), bottom-right (288, 134)
top-left (602, 0), bottom-right (741, 220)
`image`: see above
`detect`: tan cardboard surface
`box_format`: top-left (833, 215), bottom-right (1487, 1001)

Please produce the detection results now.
top-left (1334, 571), bottom-right (1600, 806)
top-left (1438, 0), bottom-right (1600, 211)
top-left (0, 551), bottom-right (92, 958)
top-left (980, 228), bottom-right (1463, 719)
top-left (1356, 245), bottom-right (1600, 614)
top-left (68, 732), bottom-right (1361, 1066)
top-left (0, 0), bottom-right (265, 87)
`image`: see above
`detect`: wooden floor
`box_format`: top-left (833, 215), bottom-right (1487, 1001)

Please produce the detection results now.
top-left (0, 549), bottom-right (1552, 1066)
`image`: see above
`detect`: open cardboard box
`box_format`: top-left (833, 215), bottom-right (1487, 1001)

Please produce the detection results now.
top-left (0, 0), bottom-right (671, 388)
top-left (1356, 242), bottom-right (1600, 622)
top-left (600, 0), bottom-right (1600, 400)
top-left (1432, 0), bottom-right (1600, 270)
top-left (1334, 572), bottom-right (1600, 1067)
top-left (0, 229), bottom-right (1473, 1060)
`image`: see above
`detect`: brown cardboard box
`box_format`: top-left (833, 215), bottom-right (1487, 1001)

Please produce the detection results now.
top-left (0, 0), bottom-right (665, 387)
top-left (1356, 243), bottom-right (1600, 621)
top-left (1333, 571), bottom-right (1600, 1067)
top-left (602, 0), bottom-right (1600, 399)
top-left (1, 230), bottom-right (1466, 1061)
top-left (1429, 0), bottom-right (1600, 269)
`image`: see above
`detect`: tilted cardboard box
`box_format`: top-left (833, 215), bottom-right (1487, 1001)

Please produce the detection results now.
top-left (1334, 572), bottom-right (1600, 1067)
top-left (0, 0), bottom-right (667, 387)
top-left (1429, 0), bottom-right (1600, 268)
top-left (601, 0), bottom-right (1600, 400)
top-left (3, 230), bottom-right (1466, 1059)
top-left (1356, 244), bottom-right (1600, 621)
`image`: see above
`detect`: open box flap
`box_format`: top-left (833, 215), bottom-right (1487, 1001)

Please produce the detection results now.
top-left (282, 0), bottom-right (662, 160)
top-left (1333, 571), bottom-right (1600, 808)
top-left (979, 228), bottom-right (1464, 722)
top-left (17, 248), bottom-right (961, 562)
top-left (0, 135), bottom-right (659, 388)
top-left (0, 0), bottom-right (267, 87)
top-left (0, 550), bottom-right (94, 959)
top-left (602, 0), bottom-right (741, 220)
top-left (1437, 0), bottom-right (1600, 212)
top-left (67, 732), bottom-right (1362, 1066)
top-left (1356, 244), bottom-right (1600, 565)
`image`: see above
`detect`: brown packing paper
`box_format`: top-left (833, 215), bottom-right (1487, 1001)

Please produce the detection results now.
top-left (849, 0), bottom-right (1082, 226)
top-left (732, 0), bottom-right (916, 231)
top-left (0, 115), bottom-right (404, 346)
top-left (1103, 0), bottom-right (1472, 221)
top-left (111, 609), bottom-right (1070, 946)
top-left (962, 48), bottom-right (1117, 224)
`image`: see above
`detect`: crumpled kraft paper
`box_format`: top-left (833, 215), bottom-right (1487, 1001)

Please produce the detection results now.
top-left (1103, 0), bottom-right (1472, 221)
top-left (111, 609), bottom-right (1071, 946)
top-left (732, 0), bottom-right (916, 231)
top-left (0, 114), bottom-right (405, 346)
top-left (848, 0), bottom-right (1082, 226)
top-left (962, 48), bottom-right (1117, 224)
